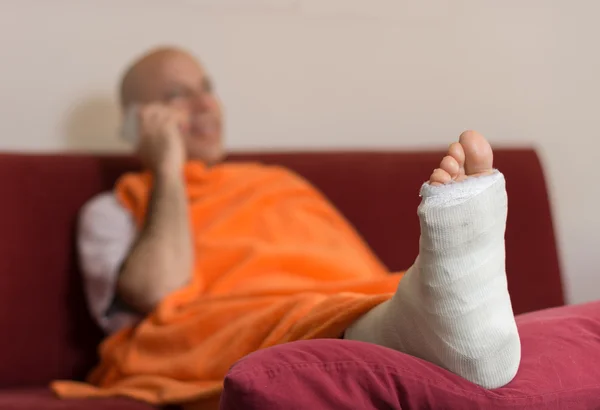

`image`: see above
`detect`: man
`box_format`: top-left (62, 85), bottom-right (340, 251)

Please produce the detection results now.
top-left (78, 46), bottom-right (226, 333)
top-left (55, 46), bottom-right (520, 407)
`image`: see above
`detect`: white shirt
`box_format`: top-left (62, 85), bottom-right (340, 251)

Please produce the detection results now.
top-left (78, 193), bottom-right (142, 334)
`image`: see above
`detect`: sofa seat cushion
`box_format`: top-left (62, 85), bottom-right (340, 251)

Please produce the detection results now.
top-left (0, 388), bottom-right (155, 410)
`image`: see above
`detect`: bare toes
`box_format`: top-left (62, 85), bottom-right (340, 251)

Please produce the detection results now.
top-left (458, 130), bottom-right (494, 177)
top-left (429, 168), bottom-right (452, 186)
top-left (448, 142), bottom-right (465, 169)
top-left (439, 155), bottom-right (460, 180)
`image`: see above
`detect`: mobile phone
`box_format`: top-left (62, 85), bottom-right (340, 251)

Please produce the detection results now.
top-left (120, 104), bottom-right (139, 144)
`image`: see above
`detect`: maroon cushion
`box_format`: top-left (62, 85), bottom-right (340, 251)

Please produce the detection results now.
top-left (221, 301), bottom-right (600, 409)
top-left (0, 388), bottom-right (154, 410)
top-left (0, 155), bottom-right (137, 386)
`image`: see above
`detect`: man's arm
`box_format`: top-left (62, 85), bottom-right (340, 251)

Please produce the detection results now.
top-left (116, 104), bottom-right (193, 313)
top-left (78, 193), bottom-right (141, 333)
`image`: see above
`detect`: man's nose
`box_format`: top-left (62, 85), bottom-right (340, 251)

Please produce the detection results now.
top-left (189, 92), bottom-right (212, 112)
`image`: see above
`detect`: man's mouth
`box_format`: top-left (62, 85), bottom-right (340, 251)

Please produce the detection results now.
top-left (190, 117), bottom-right (218, 140)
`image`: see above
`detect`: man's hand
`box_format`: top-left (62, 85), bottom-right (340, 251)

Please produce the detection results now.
top-left (117, 104), bottom-right (194, 313)
top-left (137, 104), bottom-right (188, 174)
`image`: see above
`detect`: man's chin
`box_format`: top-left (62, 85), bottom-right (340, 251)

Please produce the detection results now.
top-left (188, 144), bottom-right (225, 166)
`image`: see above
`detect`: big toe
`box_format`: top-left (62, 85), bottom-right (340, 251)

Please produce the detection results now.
top-left (459, 130), bottom-right (494, 177)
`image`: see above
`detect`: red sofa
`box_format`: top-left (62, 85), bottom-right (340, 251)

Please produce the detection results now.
top-left (0, 149), bottom-right (564, 409)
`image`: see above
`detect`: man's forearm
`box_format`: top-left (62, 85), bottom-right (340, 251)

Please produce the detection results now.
top-left (118, 168), bottom-right (193, 313)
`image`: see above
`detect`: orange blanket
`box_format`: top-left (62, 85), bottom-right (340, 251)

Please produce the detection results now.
top-left (52, 161), bottom-right (403, 407)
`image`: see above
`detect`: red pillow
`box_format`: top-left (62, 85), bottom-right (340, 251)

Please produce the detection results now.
top-left (221, 301), bottom-right (600, 409)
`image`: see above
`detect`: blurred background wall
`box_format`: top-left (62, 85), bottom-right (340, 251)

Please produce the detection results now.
top-left (0, 0), bottom-right (597, 304)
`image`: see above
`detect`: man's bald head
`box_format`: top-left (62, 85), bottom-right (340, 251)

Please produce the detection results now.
top-left (119, 47), bottom-right (205, 108)
top-left (119, 46), bottom-right (225, 165)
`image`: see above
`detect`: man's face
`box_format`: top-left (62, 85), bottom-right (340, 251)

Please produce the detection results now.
top-left (139, 52), bottom-right (224, 165)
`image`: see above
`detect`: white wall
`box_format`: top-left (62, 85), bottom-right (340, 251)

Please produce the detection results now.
top-left (0, 0), bottom-right (598, 304)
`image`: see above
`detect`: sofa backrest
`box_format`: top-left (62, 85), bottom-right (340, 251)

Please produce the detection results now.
top-left (0, 149), bottom-right (563, 387)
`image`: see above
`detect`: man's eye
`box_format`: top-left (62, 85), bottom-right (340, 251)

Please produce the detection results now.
top-left (203, 79), bottom-right (213, 94)
top-left (165, 90), bottom-right (186, 101)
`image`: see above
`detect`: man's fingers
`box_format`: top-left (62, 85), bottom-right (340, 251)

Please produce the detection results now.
top-left (141, 104), bottom-right (184, 130)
